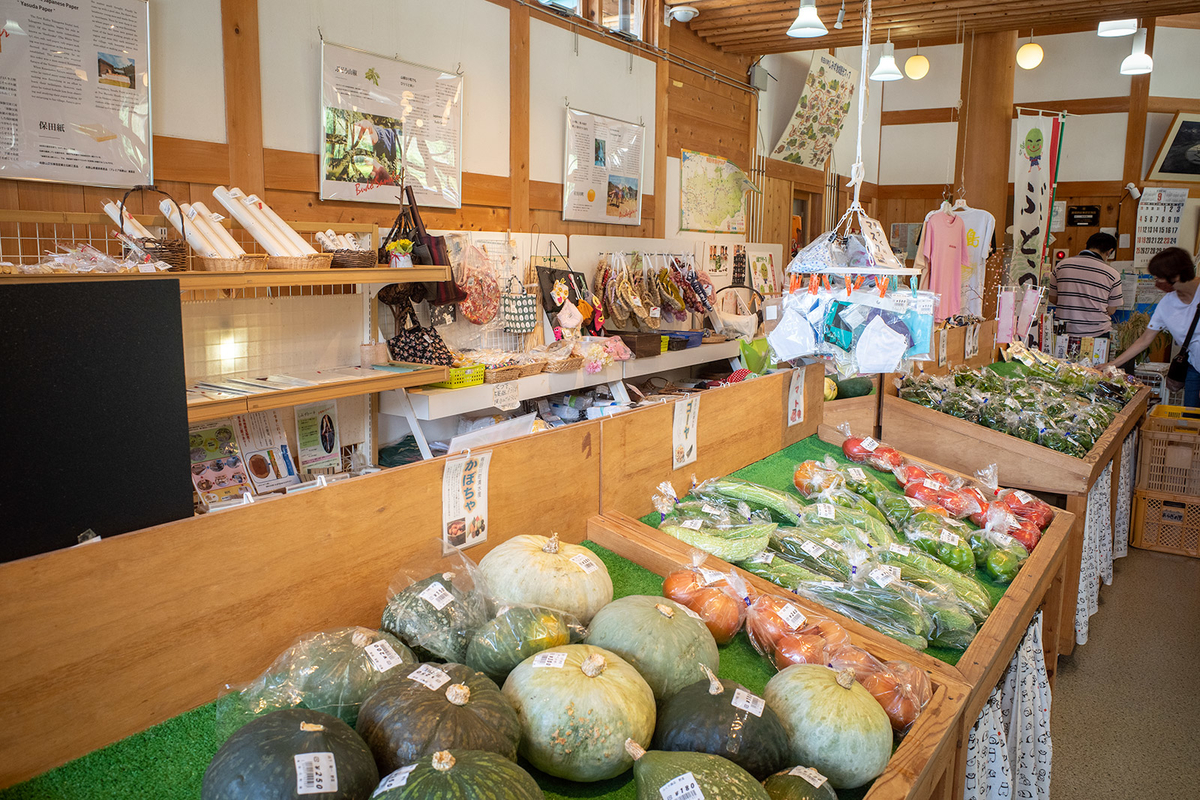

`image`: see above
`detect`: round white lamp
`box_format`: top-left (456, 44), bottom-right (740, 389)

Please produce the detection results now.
top-left (905, 53), bottom-right (929, 80)
top-left (1017, 37), bottom-right (1044, 70)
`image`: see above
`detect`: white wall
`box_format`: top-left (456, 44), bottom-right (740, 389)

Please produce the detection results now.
top-left (830, 46), bottom-right (879, 184)
top-left (150, 0), bottom-right (226, 143)
top-left (256, 0), bottom-right (511, 176)
top-left (528, 19), bottom-right (657, 195)
top-left (757, 51), bottom-right (813, 154)
top-left (1148, 27), bottom-right (1200, 99)
top-left (1012, 31), bottom-right (1132, 103)
top-left (882, 44), bottom-right (963, 111)
top-left (880, 123), bottom-right (959, 185)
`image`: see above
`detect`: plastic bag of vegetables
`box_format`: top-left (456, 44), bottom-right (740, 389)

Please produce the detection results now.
top-left (691, 476), bottom-right (805, 525)
top-left (898, 512), bottom-right (976, 573)
top-left (872, 541), bottom-right (993, 623)
top-left (215, 626), bottom-right (417, 741)
top-left (381, 556), bottom-right (491, 663)
top-left (661, 551), bottom-right (754, 645)
top-left (743, 591), bottom-right (848, 667)
top-left (796, 498), bottom-right (895, 547)
top-left (464, 604), bottom-right (586, 684)
top-left (825, 643), bottom-right (930, 734)
top-left (791, 578), bottom-right (932, 651)
top-left (836, 423), bottom-right (903, 472)
top-left (654, 482), bottom-right (776, 562)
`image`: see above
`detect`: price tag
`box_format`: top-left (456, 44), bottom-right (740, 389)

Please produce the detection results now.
top-left (765, 305), bottom-right (779, 320)
top-left (848, 468), bottom-right (867, 481)
top-left (922, 478), bottom-right (941, 490)
top-left (800, 541), bottom-right (826, 558)
top-left (699, 568), bottom-right (726, 586)
top-left (363, 640), bottom-right (405, 673)
top-left (938, 329), bottom-right (948, 367)
top-left (185, 206), bottom-right (198, 220)
top-left (939, 529), bottom-right (962, 546)
top-left (492, 382), bottom-right (520, 411)
top-left (891, 293), bottom-right (912, 314)
top-left (731, 688), bottom-right (765, 717)
top-left (870, 565), bottom-right (901, 587)
top-left (680, 519), bottom-right (704, 530)
top-left (788, 766), bottom-right (829, 788)
top-left (1014, 490), bottom-right (1034, 504)
top-left (532, 651), bottom-right (568, 669)
top-left (407, 664), bottom-right (451, 690)
top-left (373, 765), bottom-right (417, 796)
top-left (822, 537), bottom-right (844, 552)
top-left (860, 437), bottom-right (880, 452)
top-left (137, 263), bottom-right (157, 273)
top-left (889, 543), bottom-right (912, 556)
top-left (650, 307), bottom-right (661, 319)
top-left (701, 504), bottom-right (722, 516)
top-left (659, 772), bottom-right (705, 800)
top-left (778, 602), bottom-right (807, 630)
top-left (631, 296), bottom-right (643, 307)
top-left (569, 553), bottom-right (599, 574)
top-left (294, 752), bottom-right (338, 795)
top-left (747, 551), bottom-right (774, 565)
top-left (418, 581), bottom-right (455, 610)
top-left (815, 503), bottom-right (836, 520)
top-left (904, 496), bottom-right (924, 508)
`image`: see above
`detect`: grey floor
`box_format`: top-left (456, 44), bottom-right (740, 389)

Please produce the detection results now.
top-left (1051, 547), bottom-right (1200, 799)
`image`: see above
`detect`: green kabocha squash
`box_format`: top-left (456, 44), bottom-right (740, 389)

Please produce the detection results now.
top-left (202, 707), bottom-right (378, 800)
top-left (652, 665), bottom-right (789, 780)
top-left (624, 739), bottom-right (770, 800)
top-left (371, 750), bottom-right (544, 800)
top-left (381, 572), bottom-right (489, 662)
top-left (763, 766), bottom-right (840, 800)
top-left (764, 665), bottom-right (892, 789)
top-left (356, 662), bottom-right (520, 774)
top-left (585, 595), bottom-right (719, 701)
top-left (502, 644), bottom-right (655, 782)
top-left (216, 627), bottom-right (416, 739)
top-left (465, 606), bottom-right (577, 684)
top-left (477, 533), bottom-right (613, 624)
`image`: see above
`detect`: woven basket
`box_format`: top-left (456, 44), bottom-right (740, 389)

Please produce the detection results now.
top-left (139, 239), bottom-right (188, 272)
top-left (517, 360), bottom-right (546, 378)
top-left (544, 356), bottom-right (584, 373)
top-left (267, 254), bottom-right (334, 270)
top-left (484, 365), bottom-right (522, 384)
top-left (330, 250), bottom-right (378, 269)
top-left (197, 254), bottom-right (269, 272)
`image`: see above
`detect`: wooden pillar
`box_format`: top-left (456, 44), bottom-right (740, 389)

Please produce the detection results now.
top-left (220, 0), bottom-right (265, 195)
top-left (1120, 20), bottom-right (1156, 261)
top-left (510, 5), bottom-right (531, 231)
top-left (955, 30), bottom-right (1017, 318)
top-left (653, 8), bottom-right (670, 238)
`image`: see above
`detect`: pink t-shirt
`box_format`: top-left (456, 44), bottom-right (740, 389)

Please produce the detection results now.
top-left (921, 212), bottom-right (968, 321)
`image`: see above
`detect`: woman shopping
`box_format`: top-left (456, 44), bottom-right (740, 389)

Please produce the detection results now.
top-left (1105, 247), bottom-right (1200, 407)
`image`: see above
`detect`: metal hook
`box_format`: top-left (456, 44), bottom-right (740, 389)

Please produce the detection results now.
top-left (456, 62), bottom-right (463, 75)
top-left (318, 27), bottom-right (323, 42)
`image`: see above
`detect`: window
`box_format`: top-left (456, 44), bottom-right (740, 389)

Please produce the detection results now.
top-left (538, 0), bottom-right (580, 13)
top-left (601, 0), bottom-right (642, 40)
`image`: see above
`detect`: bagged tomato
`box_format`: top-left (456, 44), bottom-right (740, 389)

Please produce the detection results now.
top-left (773, 619), bottom-right (852, 670)
top-left (894, 463), bottom-right (951, 489)
top-left (793, 459), bottom-right (844, 497)
top-left (903, 481), bottom-right (983, 519)
top-left (997, 488), bottom-right (1054, 530)
top-left (827, 643), bottom-right (927, 734)
top-left (661, 551), bottom-right (751, 645)
top-left (837, 424), bottom-right (903, 471)
top-left (745, 593), bottom-right (849, 667)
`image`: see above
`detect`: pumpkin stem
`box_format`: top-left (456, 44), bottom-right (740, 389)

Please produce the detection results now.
top-left (700, 664), bottom-right (723, 695)
top-left (432, 751), bottom-right (456, 772)
top-left (542, 533), bottom-right (561, 554)
top-left (299, 722), bottom-right (325, 732)
top-left (581, 653), bottom-right (607, 678)
top-left (624, 739), bottom-right (646, 761)
top-left (445, 683), bottom-right (471, 706)
top-left (654, 603), bottom-right (676, 619)
top-left (835, 668), bottom-right (857, 689)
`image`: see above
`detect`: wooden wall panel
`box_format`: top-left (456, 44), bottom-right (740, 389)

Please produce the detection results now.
top-left (761, 175), bottom-right (793, 252)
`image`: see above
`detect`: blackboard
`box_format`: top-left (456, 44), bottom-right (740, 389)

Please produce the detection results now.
top-left (0, 280), bottom-right (194, 562)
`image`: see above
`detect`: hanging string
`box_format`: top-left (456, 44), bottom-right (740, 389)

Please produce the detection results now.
top-left (846, 0), bottom-right (872, 208)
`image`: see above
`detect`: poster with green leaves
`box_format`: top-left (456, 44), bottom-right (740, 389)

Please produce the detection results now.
top-left (770, 53), bottom-right (856, 170)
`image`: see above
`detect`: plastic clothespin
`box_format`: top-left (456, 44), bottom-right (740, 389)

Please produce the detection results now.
top-left (843, 276), bottom-right (853, 297)
top-left (878, 277), bottom-right (889, 298)
top-left (853, 276), bottom-right (865, 292)
top-left (808, 274), bottom-right (819, 294)
top-left (821, 275), bottom-right (832, 292)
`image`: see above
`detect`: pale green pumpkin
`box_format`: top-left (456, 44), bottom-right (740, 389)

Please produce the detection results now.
top-left (477, 534), bottom-right (613, 624)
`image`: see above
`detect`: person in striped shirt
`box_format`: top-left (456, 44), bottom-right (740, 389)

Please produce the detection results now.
top-left (1048, 232), bottom-right (1123, 336)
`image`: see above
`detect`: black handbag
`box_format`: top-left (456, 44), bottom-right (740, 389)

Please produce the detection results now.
top-left (1165, 300), bottom-right (1200, 389)
top-left (386, 308), bottom-right (454, 366)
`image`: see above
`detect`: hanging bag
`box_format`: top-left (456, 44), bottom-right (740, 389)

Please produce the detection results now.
top-left (386, 307), bottom-right (454, 366)
top-left (501, 275), bottom-right (538, 334)
top-left (1165, 300), bottom-right (1200, 391)
top-left (457, 245), bottom-right (501, 325)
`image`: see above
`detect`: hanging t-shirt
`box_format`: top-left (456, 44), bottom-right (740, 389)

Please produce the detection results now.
top-left (920, 211), bottom-right (968, 321)
top-left (1147, 289), bottom-right (1200, 366)
top-left (956, 207), bottom-right (996, 315)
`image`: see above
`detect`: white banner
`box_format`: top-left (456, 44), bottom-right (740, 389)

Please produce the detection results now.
top-left (0, 0), bottom-right (151, 187)
top-left (320, 42), bottom-right (462, 208)
top-left (562, 107), bottom-right (643, 226)
top-left (1012, 113), bottom-right (1060, 284)
top-left (769, 52), bottom-right (857, 170)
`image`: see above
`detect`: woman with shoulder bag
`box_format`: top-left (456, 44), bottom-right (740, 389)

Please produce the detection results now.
top-left (1105, 247), bottom-right (1200, 407)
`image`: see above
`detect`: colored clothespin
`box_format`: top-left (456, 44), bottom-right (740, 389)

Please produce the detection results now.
top-left (821, 275), bottom-right (832, 292)
top-left (843, 276), bottom-right (853, 296)
top-left (852, 276), bottom-right (865, 291)
top-left (808, 274), bottom-right (819, 294)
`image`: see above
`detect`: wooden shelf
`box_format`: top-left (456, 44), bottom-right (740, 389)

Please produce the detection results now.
top-left (187, 365), bottom-right (449, 423)
top-left (0, 266), bottom-right (449, 290)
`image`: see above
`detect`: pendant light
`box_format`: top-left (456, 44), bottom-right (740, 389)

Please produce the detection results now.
top-left (1120, 27), bottom-right (1153, 75)
top-left (787, 0), bottom-right (827, 38)
top-left (870, 31), bottom-right (903, 81)
top-left (905, 42), bottom-right (929, 80)
top-left (1097, 19), bottom-right (1137, 37)
top-left (834, 1), bottom-right (846, 30)
top-left (1016, 30), bottom-right (1044, 70)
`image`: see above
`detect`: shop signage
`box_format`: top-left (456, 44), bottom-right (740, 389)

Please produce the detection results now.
top-left (1066, 205), bottom-right (1100, 226)
top-left (442, 452), bottom-right (491, 553)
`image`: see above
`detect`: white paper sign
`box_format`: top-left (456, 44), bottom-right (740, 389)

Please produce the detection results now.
top-left (0, 0), bottom-right (152, 187)
top-left (848, 467), bottom-right (867, 481)
top-left (442, 452), bottom-right (491, 553)
top-left (860, 437), bottom-right (880, 452)
top-left (363, 640), bottom-right (405, 673)
top-left (889, 543), bottom-right (912, 556)
top-left (822, 537), bottom-right (844, 552)
top-left (731, 688), bottom-right (766, 717)
top-left (680, 518), bottom-right (704, 530)
top-left (800, 540), bottom-right (826, 558)
top-left (659, 772), bottom-right (705, 800)
top-left (747, 550), bottom-right (775, 565)
top-left (870, 565), bottom-right (901, 587)
top-left (492, 382), bottom-right (520, 411)
top-left (965, 323), bottom-right (980, 359)
top-left (570, 552), bottom-right (599, 574)
top-left (938, 328), bottom-right (948, 367)
top-left (295, 752), bottom-right (338, 795)
top-left (418, 581), bottom-right (455, 610)
top-left (563, 107), bottom-right (644, 226)
top-left (235, 410), bottom-right (300, 494)
top-left (373, 765), bottom-right (417, 796)
top-left (532, 651), bottom-right (568, 669)
top-left (939, 529), bottom-right (962, 546)
top-left (320, 42), bottom-right (462, 208)
top-left (787, 368), bottom-right (806, 427)
top-left (672, 395), bottom-right (701, 470)
top-left (815, 503), bottom-right (837, 520)
top-left (699, 568), bottom-right (725, 585)
top-left (407, 664), bottom-right (451, 690)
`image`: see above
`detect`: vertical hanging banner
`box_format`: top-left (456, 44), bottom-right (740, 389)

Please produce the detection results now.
top-left (769, 53), bottom-right (857, 169)
top-left (442, 452), bottom-right (491, 553)
top-left (1012, 113), bottom-right (1064, 285)
top-left (0, 0), bottom-right (151, 187)
top-left (321, 42), bottom-right (462, 208)
top-left (672, 395), bottom-right (701, 470)
top-left (563, 107), bottom-right (644, 226)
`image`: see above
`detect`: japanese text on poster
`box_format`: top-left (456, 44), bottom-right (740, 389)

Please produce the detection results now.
top-left (295, 401), bottom-right (340, 471)
top-left (1133, 188), bottom-right (1187, 270)
top-left (235, 410), bottom-right (300, 493)
top-left (672, 395), bottom-right (701, 470)
top-left (0, 0), bottom-right (151, 187)
top-left (442, 452), bottom-right (491, 553)
top-left (769, 53), bottom-right (856, 170)
top-left (563, 107), bottom-right (643, 226)
top-left (321, 42), bottom-right (462, 208)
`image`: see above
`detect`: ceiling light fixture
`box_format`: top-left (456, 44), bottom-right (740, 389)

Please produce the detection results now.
top-left (870, 31), bottom-right (903, 81)
top-left (905, 42), bottom-right (929, 80)
top-left (1120, 27), bottom-right (1153, 75)
top-left (1016, 30), bottom-right (1044, 70)
top-left (1097, 18), bottom-right (1138, 37)
top-left (663, 4), bottom-right (698, 25)
top-left (787, 0), bottom-right (827, 39)
top-left (834, 1), bottom-right (846, 30)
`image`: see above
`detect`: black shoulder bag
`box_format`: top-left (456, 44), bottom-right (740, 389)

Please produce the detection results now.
top-left (1165, 299), bottom-right (1200, 391)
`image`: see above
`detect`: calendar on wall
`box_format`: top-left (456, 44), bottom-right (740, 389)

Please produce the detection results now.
top-left (1133, 188), bottom-right (1188, 270)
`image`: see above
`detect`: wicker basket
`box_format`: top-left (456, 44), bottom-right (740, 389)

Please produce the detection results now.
top-left (517, 360), bottom-right (546, 378)
top-left (484, 365), bottom-right (523, 383)
top-left (330, 250), bottom-right (378, 269)
top-left (139, 239), bottom-right (188, 272)
top-left (544, 356), bottom-right (584, 373)
top-left (196, 254), bottom-right (269, 272)
top-left (428, 364), bottom-right (485, 389)
top-left (267, 254), bottom-right (334, 270)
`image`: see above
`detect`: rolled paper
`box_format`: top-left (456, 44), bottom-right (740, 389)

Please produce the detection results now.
top-left (213, 186), bottom-right (291, 257)
top-left (236, 190), bottom-right (302, 256)
top-left (102, 200), bottom-right (155, 239)
top-left (339, 234), bottom-right (357, 250)
top-left (191, 201), bottom-right (246, 256)
top-left (179, 202), bottom-right (238, 259)
top-left (162, 200), bottom-right (222, 258)
top-left (246, 194), bottom-right (317, 255)
top-left (314, 231), bottom-right (338, 251)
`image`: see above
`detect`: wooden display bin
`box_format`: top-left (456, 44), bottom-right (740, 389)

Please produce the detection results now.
top-left (825, 374), bottom-right (882, 437)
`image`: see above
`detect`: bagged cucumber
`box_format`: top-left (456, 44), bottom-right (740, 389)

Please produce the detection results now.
top-left (873, 543), bottom-right (992, 622)
top-left (659, 518), bottom-right (775, 562)
top-left (737, 550), bottom-right (832, 589)
top-left (770, 529), bottom-right (856, 581)
top-left (792, 580), bottom-right (930, 650)
top-left (696, 477), bottom-right (804, 525)
top-left (794, 502), bottom-right (896, 548)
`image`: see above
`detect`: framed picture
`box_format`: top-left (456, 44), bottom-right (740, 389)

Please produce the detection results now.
top-left (1146, 112), bottom-right (1200, 183)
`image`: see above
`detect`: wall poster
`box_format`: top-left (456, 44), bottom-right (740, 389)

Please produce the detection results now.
top-left (562, 107), bottom-right (643, 226)
top-left (321, 41), bottom-right (462, 208)
top-left (769, 52), bottom-right (856, 169)
top-left (680, 149), bottom-right (751, 233)
top-left (0, 0), bottom-right (151, 187)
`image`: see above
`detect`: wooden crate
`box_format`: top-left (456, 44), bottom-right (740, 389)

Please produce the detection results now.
top-left (1136, 427), bottom-right (1200, 498)
top-left (824, 375), bottom-right (882, 437)
top-left (1132, 488), bottom-right (1200, 558)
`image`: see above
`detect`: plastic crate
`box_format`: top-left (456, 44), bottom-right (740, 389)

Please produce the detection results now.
top-left (1137, 426), bottom-right (1200, 497)
top-left (1132, 489), bottom-right (1200, 558)
top-left (428, 363), bottom-right (485, 389)
top-left (1133, 364), bottom-right (1183, 409)
top-left (666, 331), bottom-right (703, 349)
top-left (1145, 404), bottom-right (1200, 433)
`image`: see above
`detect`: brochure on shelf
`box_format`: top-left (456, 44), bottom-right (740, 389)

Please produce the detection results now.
top-left (295, 401), bottom-right (341, 471)
top-left (187, 419), bottom-right (252, 506)
top-left (234, 410), bottom-right (300, 494)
